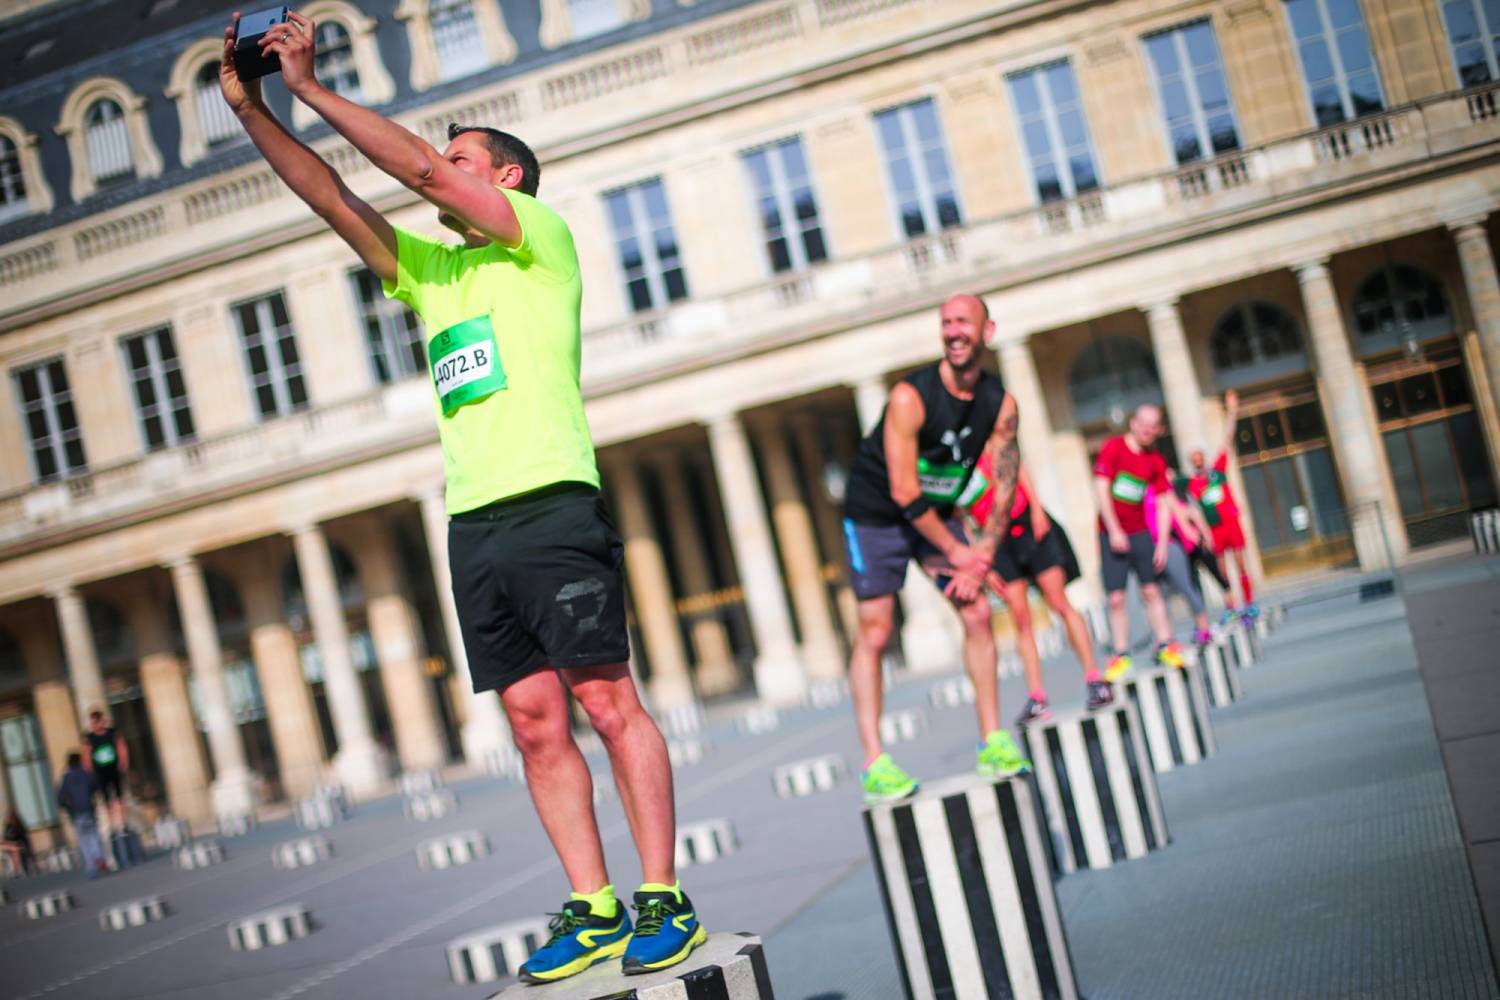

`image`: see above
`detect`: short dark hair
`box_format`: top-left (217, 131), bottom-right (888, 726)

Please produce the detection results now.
top-left (67, 751), bottom-right (82, 768)
top-left (89, 709), bottom-right (103, 721)
top-left (447, 124), bottom-right (540, 196)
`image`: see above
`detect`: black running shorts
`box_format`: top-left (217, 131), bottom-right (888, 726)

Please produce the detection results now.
top-left (1099, 528), bottom-right (1161, 593)
top-left (449, 483), bottom-right (630, 692)
top-left (95, 767), bottom-right (124, 801)
top-left (992, 515), bottom-right (1081, 586)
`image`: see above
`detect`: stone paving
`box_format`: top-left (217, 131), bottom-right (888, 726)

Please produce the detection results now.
top-left (2, 558), bottom-right (1496, 999)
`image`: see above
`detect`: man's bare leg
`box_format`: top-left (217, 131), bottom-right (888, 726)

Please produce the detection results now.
top-left (1107, 588), bottom-right (1131, 653)
top-left (1001, 581), bottom-right (1045, 696)
top-left (850, 595), bottom-right (896, 767)
top-left (956, 596), bottom-right (1000, 737)
top-left (563, 663), bottom-right (676, 886)
top-left (1035, 567), bottom-right (1101, 680)
top-left (501, 669), bottom-right (609, 893)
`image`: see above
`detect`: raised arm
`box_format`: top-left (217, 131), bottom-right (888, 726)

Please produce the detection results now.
top-left (265, 12), bottom-right (522, 248)
top-left (1218, 390), bottom-right (1239, 463)
top-left (885, 384), bottom-right (973, 570)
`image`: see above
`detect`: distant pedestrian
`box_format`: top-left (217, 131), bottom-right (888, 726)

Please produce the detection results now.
top-left (82, 709), bottom-right (129, 832)
top-left (57, 752), bottom-right (106, 878)
top-left (2, 808), bottom-right (34, 876)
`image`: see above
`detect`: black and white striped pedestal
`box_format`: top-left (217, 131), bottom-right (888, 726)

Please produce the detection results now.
top-left (880, 708), bottom-right (928, 746)
top-left (805, 678), bottom-right (849, 709)
top-left (667, 738), bottom-right (708, 768)
top-left (447, 916), bottom-right (553, 983)
top-left (485, 932), bottom-right (772, 999)
top-left (229, 904), bottom-right (313, 950)
top-left (398, 769), bottom-right (443, 796)
top-left (404, 789), bottom-right (458, 822)
top-left (100, 896), bottom-right (168, 931)
top-left (675, 818), bottom-right (736, 869)
top-left (658, 701), bottom-right (706, 738)
top-left (38, 847), bottom-right (79, 873)
top-left (24, 891), bottom-right (75, 919)
top-left (216, 812), bottom-right (255, 837)
top-left (737, 706), bottom-right (781, 736)
top-left (295, 794), bottom-right (347, 831)
top-left (1227, 624), bottom-right (1255, 670)
top-left (273, 836), bottom-right (333, 870)
top-left (484, 746), bottom-right (523, 781)
top-left (1024, 701), bottom-right (1169, 874)
top-left (174, 839), bottom-right (225, 870)
top-left (929, 677), bottom-right (975, 708)
top-left (418, 830), bottom-right (491, 871)
top-left (864, 773), bottom-right (1077, 1000)
top-left (1200, 640), bottom-right (1244, 707)
top-left (772, 754), bottom-right (845, 797)
top-left (1119, 665), bottom-right (1215, 773)
top-left (153, 816), bottom-right (191, 850)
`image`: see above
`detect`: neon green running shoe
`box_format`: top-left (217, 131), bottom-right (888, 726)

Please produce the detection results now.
top-left (977, 729), bottom-right (1031, 777)
top-left (862, 752), bottom-right (918, 805)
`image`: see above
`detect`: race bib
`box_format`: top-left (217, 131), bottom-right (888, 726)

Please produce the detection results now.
top-left (429, 316), bottom-right (506, 416)
top-left (917, 456), bottom-right (971, 503)
top-left (956, 468), bottom-right (990, 509)
top-left (1111, 471), bottom-right (1147, 504)
top-left (92, 743), bottom-right (117, 767)
top-left (1200, 482), bottom-right (1225, 507)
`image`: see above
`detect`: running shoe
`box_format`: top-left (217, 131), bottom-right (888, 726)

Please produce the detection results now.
top-left (622, 886), bottom-right (707, 975)
top-left (1155, 641), bottom-right (1187, 669)
top-left (1245, 603), bottom-right (1260, 619)
top-left (1085, 679), bottom-right (1115, 710)
top-left (1013, 696), bottom-right (1052, 729)
top-left (1193, 627), bottom-right (1213, 646)
top-left (518, 898), bottom-right (632, 983)
top-left (1104, 652), bottom-right (1133, 682)
top-left (977, 729), bottom-right (1031, 777)
top-left (862, 753), bottom-right (918, 804)
top-left (1218, 608), bottom-right (1239, 626)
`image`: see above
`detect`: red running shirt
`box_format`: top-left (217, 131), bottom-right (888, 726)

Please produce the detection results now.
top-left (1094, 436), bottom-right (1170, 535)
top-left (962, 452), bottom-right (1029, 537)
top-left (1187, 452), bottom-right (1240, 527)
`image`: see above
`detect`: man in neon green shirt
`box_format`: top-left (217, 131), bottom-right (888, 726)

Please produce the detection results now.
top-left (220, 11), bottom-right (704, 980)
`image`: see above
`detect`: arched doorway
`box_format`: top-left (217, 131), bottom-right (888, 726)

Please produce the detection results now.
top-left (1068, 334), bottom-right (1175, 462)
top-left (1210, 301), bottom-right (1353, 573)
top-left (1353, 264), bottom-right (1498, 542)
top-left (282, 547), bottom-right (392, 760)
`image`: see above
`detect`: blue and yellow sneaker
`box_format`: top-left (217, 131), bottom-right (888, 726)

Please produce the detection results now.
top-left (622, 883), bottom-right (707, 975)
top-left (517, 896), bottom-right (631, 984)
top-left (977, 729), bottom-right (1031, 777)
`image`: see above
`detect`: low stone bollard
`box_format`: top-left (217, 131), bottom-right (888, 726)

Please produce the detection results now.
top-left (37, 846), bottom-right (80, 873)
top-left (675, 818), bottom-right (737, 869)
top-left (228, 904), bottom-right (313, 950)
top-left (928, 676), bottom-right (975, 708)
top-left (667, 737), bottom-right (708, 768)
top-left (152, 816), bottom-right (192, 850)
top-left (24, 891), bottom-right (75, 919)
top-left (1118, 665), bottom-right (1215, 773)
top-left (804, 678), bottom-right (849, 709)
top-left (484, 932), bottom-right (772, 999)
top-left (174, 839), bottom-right (225, 871)
top-left (446, 916), bottom-right (553, 984)
top-left (880, 708), bottom-right (927, 745)
top-left (864, 772), bottom-right (1078, 1000)
top-left (772, 754), bottom-right (846, 798)
top-left (100, 896), bottom-right (168, 931)
top-left (1228, 623), bottom-right (1255, 670)
top-left (1200, 639), bottom-right (1244, 707)
top-left (398, 769), bottom-right (443, 796)
top-left (272, 836), bottom-right (332, 870)
top-left (658, 701), bottom-right (706, 738)
top-left (419, 830), bottom-right (491, 871)
top-left (736, 706), bottom-right (781, 736)
top-left (404, 790), bottom-right (459, 822)
top-left (295, 794), bottom-right (347, 831)
top-left (216, 812), bottom-right (255, 837)
top-left (1024, 700), bottom-right (1169, 874)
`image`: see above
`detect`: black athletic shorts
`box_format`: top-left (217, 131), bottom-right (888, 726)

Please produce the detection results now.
top-left (993, 514), bottom-right (1081, 586)
top-left (1099, 528), bottom-right (1161, 593)
top-left (449, 482), bottom-right (630, 692)
top-left (95, 767), bottom-right (124, 801)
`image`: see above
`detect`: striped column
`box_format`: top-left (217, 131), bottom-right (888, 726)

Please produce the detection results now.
top-left (1201, 640), bottom-right (1244, 707)
top-left (1118, 666), bottom-right (1216, 773)
top-left (1228, 625), bottom-right (1256, 671)
top-left (864, 773), bottom-right (1077, 1000)
top-left (1024, 701), bottom-right (1169, 874)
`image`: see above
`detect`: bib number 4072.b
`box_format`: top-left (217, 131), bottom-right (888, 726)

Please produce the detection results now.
top-left (430, 315), bottom-right (507, 415)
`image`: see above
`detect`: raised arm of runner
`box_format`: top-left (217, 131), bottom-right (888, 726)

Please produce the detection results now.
top-left (1218, 389), bottom-right (1239, 465)
top-left (258, 11), bottom-right (523, 249)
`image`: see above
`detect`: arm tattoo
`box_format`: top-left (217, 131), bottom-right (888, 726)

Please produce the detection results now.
top-left (982, 413), bottom-right (1021, 548)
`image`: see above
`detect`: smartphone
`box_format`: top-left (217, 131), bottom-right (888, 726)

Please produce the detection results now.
top-left (232, 6), bottom-right (290, 82)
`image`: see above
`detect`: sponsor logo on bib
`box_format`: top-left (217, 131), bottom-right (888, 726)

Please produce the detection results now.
top-left (429, 316), bottom-right (507, 415)
top-left (93, 744), bottom-right (117, 767)
top-left (917, 456), bottom-right (971, 503)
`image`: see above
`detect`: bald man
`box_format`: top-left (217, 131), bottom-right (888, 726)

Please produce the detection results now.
top-left (840, 294), bottom-right (1030, 804)
top-left (1094, 404), bottom-right (1188, 679)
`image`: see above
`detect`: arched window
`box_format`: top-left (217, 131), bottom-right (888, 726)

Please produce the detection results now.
top-left (1068, 334), bottom-right (1164, 428)
top-left (1351, 264), bottom-right (1453, 357)
top-left (1210, 301), bottom-right (1309, 389)
top-left (84, 99), bottom-right (133, 184)
top-left (196, 62), bottom-right (240, 146)
top-left (315, 21), bottom-right (362, 99)
top-left (0, 135), bottom-right (28, 223)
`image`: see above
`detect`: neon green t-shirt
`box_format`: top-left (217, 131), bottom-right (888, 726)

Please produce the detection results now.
top-left (383, 188), bottom-right (599, 514)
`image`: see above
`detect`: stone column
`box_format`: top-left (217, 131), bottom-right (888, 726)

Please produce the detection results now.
top-left (128, 586), bottom-right (212, 824)
top-left (32, 679), bottom-right (78, 783)
top-left (1144, 298), bottom-right (1210, 459)
top-left (238, 551), bottom-right (326, 800)
top-left (167, 557), bottom-right (258, 815)
top-left (417, 491), bottom-right (512, 766)
top-left (289, 525), bottom-right (387, 795)
top-left (848, 376), bottom-right (961, 674)
top-left (704, 412), bottom-right (808, 704)
top-left (605, 456), bottom-right (696, 711)
top-left (50, 587), bottom-right (105, 728)
top-left (1449, 220), bottom-right (1500, 476)
top-left (1295, 259), bottom-right (1409, 567)
top-left (790, 416), bottom-right (860, 643)
top-left (358, 521), bottom-right (447, 773)
top-left (996, 336), bottom-right (1066, 517)
top-left (650, 453), bottom-right (740, 698)
top-left (754, 419), bottom-right (844, 680)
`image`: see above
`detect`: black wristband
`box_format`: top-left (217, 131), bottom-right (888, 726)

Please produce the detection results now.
top-left (900, 497), bottom-right (934, 522)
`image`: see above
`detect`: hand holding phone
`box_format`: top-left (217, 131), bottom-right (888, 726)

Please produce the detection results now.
top-left (233, 6), bottom-right (289, 81)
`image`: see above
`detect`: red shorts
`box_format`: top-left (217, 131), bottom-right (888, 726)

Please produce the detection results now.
top-left (1211, 518), bottom-right (1246, 553)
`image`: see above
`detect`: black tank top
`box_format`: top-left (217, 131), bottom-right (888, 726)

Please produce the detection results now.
top-left (86, 728), bottom-right (120, 771)
top-left (842, 364), bottom-right (1006, 525)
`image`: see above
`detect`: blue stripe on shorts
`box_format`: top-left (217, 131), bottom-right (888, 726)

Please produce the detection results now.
top-left (842, 518), bottom-right (865, 574)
